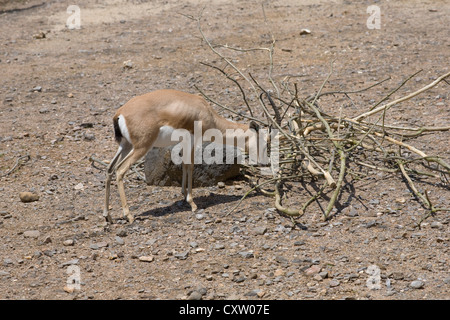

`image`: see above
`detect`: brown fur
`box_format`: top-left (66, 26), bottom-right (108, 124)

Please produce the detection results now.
top-left (104, 89), bottom-right (256, 223)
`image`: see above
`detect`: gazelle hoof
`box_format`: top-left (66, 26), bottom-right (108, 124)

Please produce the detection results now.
top-left (104, 212), bottom-right (113, 224)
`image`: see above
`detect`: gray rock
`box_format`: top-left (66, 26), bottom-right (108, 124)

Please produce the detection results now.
top-left (345, 206), bottom-right (359, 217)
top-left (195, 213), bottom-right (204, 220)
top-left (174, 251), bottom-right (189, 260)
top-left (83, 132), bottom-right (95, 141)
top-left (61, 259), bottom-right (79, 267)
top-left (239, 251), bottom-right (254, 259)
top-left (254, 226), bottom-right (267, 235)
top-left (24, 230), bottom-right (40, 238)
top-left (144, 142), bottom-right (241, 187)
top-left (329, 279), bottom-right (340, 287)
top-left (63, 239), bottom-right (75, 246)
top-left (90, 241), bottom-right (108, 250)
top-left (187, 291), bottom-right (202, 300)
top-left (189, 242), bottom-right (198, 248)
top-left (430, 221), bottom-right (443, 229)
top-left (410, 280), bottom-right (424, 289)
top-left (3, 258), bottom-right (14, 266)
top-left (115, 236), bottom-right (124, 245)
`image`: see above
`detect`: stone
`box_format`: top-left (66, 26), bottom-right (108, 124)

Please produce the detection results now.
top-left (410, 280), bottom-right (424, 289)
top-left (61, 259), bottom-right (79, 267)
top-left (19, 192), bottom-right (39, 203)
top-left (304, 265), bottom-right (321, 277)
top-left (63, 239), bottom-right (75, 246)
top-left (187, 291), bottom-right (202, 300)
top-left (329, 279), bottom-right (340, 287)
top-left (144, 142), bottom-right (241, 187)
top-left (90, 242), bottom-right (108, 250)
top-left (123, 60), bottom-right (133, 69)
top-left (430, 221), bottom-right (443, 229)
top-left (174, 251), bottom-right (189, 260)
top-left (254, 226), bottom-right (267, 235)
top-left (239, 251), bottom-right (254, 259)
top-left (274, 269), bottom-right (285, 277)
top-left (299, 28), bottom-right (311, 35)
top-left (115, 236), bottom-right (124, 245)
top-left (138, 256), bottom-right (154, 263)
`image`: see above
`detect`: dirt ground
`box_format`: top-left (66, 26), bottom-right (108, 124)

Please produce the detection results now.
top-left (0, 0), bottom-right (449, 300)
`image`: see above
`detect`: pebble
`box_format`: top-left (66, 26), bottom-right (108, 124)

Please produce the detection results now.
top-left (90, 242), bottom-right (108, 250)
top-left (239, 251), bottom-right (254, 259)
top-left (274, 269), bottom-right (285, 277)
top-left (189, 241), bottom-right (198, 248)
top-left (19, 192), bottom-right (39, 203)
top-left (74, 183), bottom-right (84, 190)
top-left (61, 259), bottom-right (79, 267)
top-left (63, 239), bottom-right (75, 246)
top-left (430, 221), bottom-right (443, 229)
top-left (217, 182), bottom-right (225, 188)
top-left (174, 251), bottom-right (189, 260)
top-left (195, 213), bottom-right (204, 220)
top-left (187, 291), bottom-right (202, 300)
top-left (138, 256), bottom-right (154, 263)
top-left (345, 206), bottom-right (358, 217)
top-left (83, 132), bottom-right (95, 141)
top-left (115, 236), bottom-right (124, 245)
top-left (329, 279), bottom-right (340, 287)
top-left (244, 289), bottom-right (260, 297)
top-left (304, 265), bottom-right (321, 277)
top-left (410, 280), bottom-right (424, 289)
top-left (23, 230), bottom-right (40, 238)
top-left (299, 28), bottom-right (311, 35)
top-left (123, 60), bottom-right (133, 69)
top-left (254, 226), bottom-right (267, 235)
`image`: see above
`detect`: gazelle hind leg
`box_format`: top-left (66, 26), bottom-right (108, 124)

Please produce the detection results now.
top-left (115, 147), bottom-right (148, 223)
top-left (104, 142), bottom-right (132, 223)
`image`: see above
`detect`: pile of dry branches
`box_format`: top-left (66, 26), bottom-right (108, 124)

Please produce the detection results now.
top-left (186, 8), bottom-right (450, 225)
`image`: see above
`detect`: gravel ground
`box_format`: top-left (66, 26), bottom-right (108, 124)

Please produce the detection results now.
top-left (0, 0), bottom-right (449, 300)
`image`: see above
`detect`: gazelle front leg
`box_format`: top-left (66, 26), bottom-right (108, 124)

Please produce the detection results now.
top-left (181, 163), bottom-right (188, 199)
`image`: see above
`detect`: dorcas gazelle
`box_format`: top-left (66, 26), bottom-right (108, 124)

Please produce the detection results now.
top-left (104, 89), bottom-right (260, 223)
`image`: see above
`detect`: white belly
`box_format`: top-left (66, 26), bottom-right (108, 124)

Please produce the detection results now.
top-left (153, 125), bottom-right (196, 150)
top-left (153, 125), bottom-right (177, 148)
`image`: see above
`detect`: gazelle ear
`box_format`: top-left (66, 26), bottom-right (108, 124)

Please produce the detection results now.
top-left (249, 120), bottom-right (260, 132)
